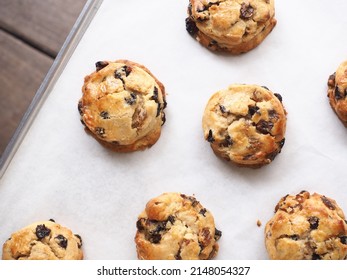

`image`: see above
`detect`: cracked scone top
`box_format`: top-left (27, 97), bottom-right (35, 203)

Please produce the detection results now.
top-left (327, 60), bottom-right (347, 127)
top-left (202, 84), bottom-right (286, 168)
top-left (2, 220), bottom-right (83, 260)
top-left (186, 0), bottom-right (277, 54)
top-left (265, 191), bottom-right (347, 260)
top-left (79, 60), bottom-right (166, 152)
top-left (135, 193), bottom-right (222, 260)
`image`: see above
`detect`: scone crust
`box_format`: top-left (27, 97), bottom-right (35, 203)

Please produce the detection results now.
top-left (327, 60), bottom-right (347, 127)
top-left (265, 191), bottom-right (347, 260)
top-left (79, 60), bottom-right (166, 152)
top-left (2, 220), bottom-right (83, 260)
top-left (135, 193), bottom-right (221, 260)
top-left (186, 0), bottom-right (276, 54)
top-left (202, 84), bottom-right (286, 168)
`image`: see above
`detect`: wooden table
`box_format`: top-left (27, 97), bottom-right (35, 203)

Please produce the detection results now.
top-left (0, 0), bottom-right (87, 157)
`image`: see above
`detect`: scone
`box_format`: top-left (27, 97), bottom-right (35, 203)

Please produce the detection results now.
top-left (135, 192), bottom-right (222, 260)
top-left (2, 220), bottom-right (83, 260)
top-left (79, 59), bottom-right (167, 152)
top-left (265, 191), bottom-right (347, 260)
top-left (202, 84), bottom-right (286, 168)
top-left (185, 0), bottom-right (277, 54)
top-left (327, 60), bottom-right (347, 126)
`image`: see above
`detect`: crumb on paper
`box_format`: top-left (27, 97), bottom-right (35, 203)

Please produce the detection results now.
top-left (257, 220), bottom-right (262, 227)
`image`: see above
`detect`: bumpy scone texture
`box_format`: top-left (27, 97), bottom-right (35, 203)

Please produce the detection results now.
top-left (327, 60), bottom-right (347, 127)
top-left (265, 191), bottom-right (347, 260)
top-left (2, 220), bottom-right (83, 260)
top-left (202, 84), bottom-right (286, 168)
top-left (135, 193), bottom-right (222, 260)
top-left (186, 0), bottom-right (277, 54)
top-left (79, 60), bottom-right (166, 152)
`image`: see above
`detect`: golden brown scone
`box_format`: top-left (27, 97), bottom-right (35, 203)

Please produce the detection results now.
top-left (327, 60), bottom-right (347, 127)
top-left (135, 193), bottom-right (222, 260)
top-left (186, 0), bottom-right (277, 54)
top-left (265, 191), bottom-right (347, 260)
top-left (202, 84), bottom-right (286, 168)
top-left (79, 60), bottom-right (167, 152)
top-left (2, 220), bottom-right (83, 260)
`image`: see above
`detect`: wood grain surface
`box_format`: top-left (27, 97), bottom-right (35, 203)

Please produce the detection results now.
top-left (0, 0), bottom-right (87, 56)
top-left (0, 0), bottom-right (87, 157)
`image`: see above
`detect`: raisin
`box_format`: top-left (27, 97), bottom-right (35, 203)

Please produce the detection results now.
top-left (290, 235), bottom-right (299, 241)
top-left (308, 216), bottom-right (319, 230)
top-left (312, 253), bottom-right (321, 260)
top-left (156, 103), bottom-right (161, 117)
top-left (262, 86), bottom-right (269, 90)
top-left (200, 228), bottom-right (212, 246)
top-left (328, 73), bottom-right (336, 87)
top-left (335, 87), bottom-right (343, 100)
top-left (100, 111), bottom-right (110, 119)
top-left (266, 150), bottom-right (278, 161)
top-left (148, 233), bottom-right (161, 244)
top-left (256, 120), bottom-right (273, 134)
top-left (74, 234), bottom-right (82, 248)
top-left (95, 127), bottom-right (106, 138)
top-left (219, 105), bottom-right (227, 114)
top-left (49, 219), bottom-right (55, 223)
top-left (167, 215), bottom-right (175, 225)
top-left (55, 235), bottom-right (68, 249)
top-left (279, 138), bottom-right (285, 149)
top-left (185, 17), bottom-right (198, 36)
top-left (161, 112), bottom-right (166, 126)
top-left (136, 218), bottom-right (145, 231)
top-left (248, 106), bottom-right (259, 116)
top-left (153, 222), bottom-right (167, 233)
top-left (78, 101), bottom-right (83, 116)
top-left (114, 65), bottom-right (132, 80)
top-left (124, 93), bottom-right (137, 105)
top-left (220, 135), bottom-right (233, 147)
top-left (274, 93), bottom-right (283, 102)
top-left (199, 208), bottom-right (207, 217)
top-left (95, 61), bottom-right (109, 72)
top-left (35, 224), bottom-right (51, 239)
top-left (198, 241), bottom-right (205, 252)
top-left (207, 129), bottom-right (215, 143)
top-left (124, 66), bottom-right (132, 76)
top-left (214, 228), bottom-right (222, 241)
top-left (185, 195), bottom-right (199, 207)
top-left (340, 236), bottom-right (347, 244)
top-left (163, 99), bottom-right (167, 109)
top-left (151, 87), bottom-right (159, 103)
top-left (174, 251), bottom-right (182, 260)
top-left (240, 3), bottom-right (254, 19)
top-left (321, 196), bottom-right (335, 210)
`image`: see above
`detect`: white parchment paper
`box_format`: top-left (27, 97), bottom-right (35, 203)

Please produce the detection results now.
top-left (1, 0), bottom-right (347, 259)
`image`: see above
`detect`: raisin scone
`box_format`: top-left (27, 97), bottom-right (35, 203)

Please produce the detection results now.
top-left (2, 220), bottom-right (83, 260)
top-left (265, 191), bottom-right (347, 260)
top-left (202, 84), bottom-right (286, 168)
top-left (135, 193), bottom-right (222, 260)
top-left (185, 0), bottom-right (277, 54)
top-left (79, 60), bottom-right (167, 152)
top-left (327, 60), bottom-right (347, 127)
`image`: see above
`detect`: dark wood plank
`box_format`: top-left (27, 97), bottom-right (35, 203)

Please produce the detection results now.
top-left (0, 0), bottom-right (87, 57)
top-left (0, 29), bottom-right (53, 156)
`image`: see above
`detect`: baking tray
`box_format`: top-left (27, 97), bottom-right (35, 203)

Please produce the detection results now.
top-left (1, 0), bottom-right (347, 260)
